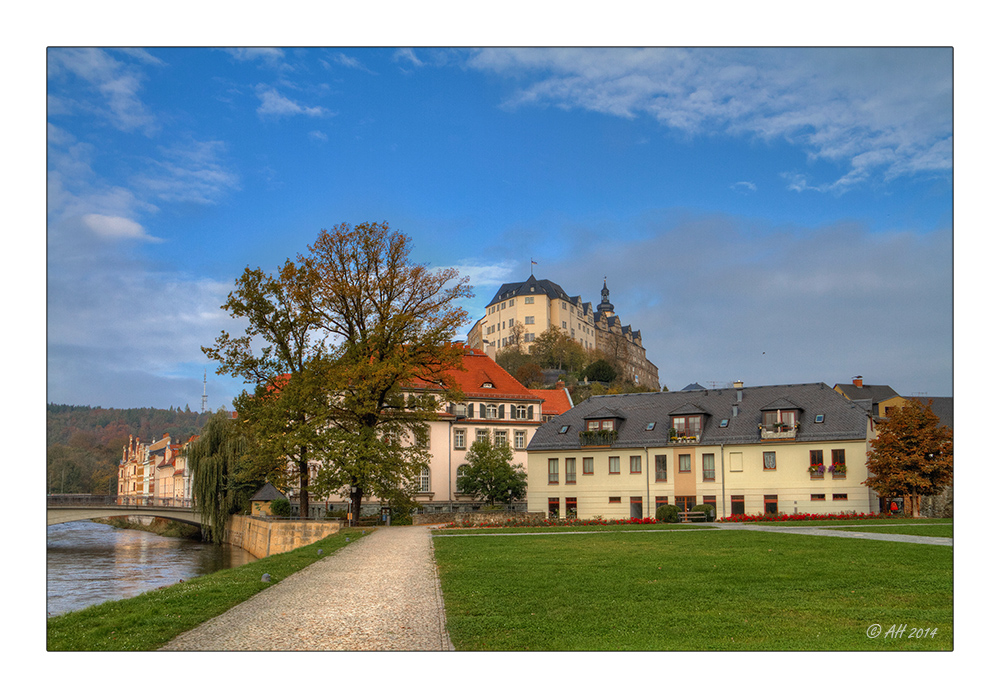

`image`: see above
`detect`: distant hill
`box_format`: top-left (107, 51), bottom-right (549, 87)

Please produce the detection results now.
top-left (47, 404), bottom-right (211, 495)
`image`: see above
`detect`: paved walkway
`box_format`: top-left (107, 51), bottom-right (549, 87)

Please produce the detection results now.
top-left (160, 525), bottom-right (453, 651)
top-left (708, 522), bottom-right (953, 546)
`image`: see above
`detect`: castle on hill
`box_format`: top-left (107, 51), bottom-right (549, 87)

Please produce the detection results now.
top-left (467, 275), bottom-right (659, 389)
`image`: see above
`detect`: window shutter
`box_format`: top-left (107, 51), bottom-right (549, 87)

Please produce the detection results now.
top-left (528, 405), bottom-right (534, 419)
top-left (479, 403), bottom-right (486, 419)
top-left (498, 404), bottom-right (505, 419)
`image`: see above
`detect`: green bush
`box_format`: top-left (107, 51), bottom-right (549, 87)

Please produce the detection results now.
top-left (269, 498), bottom-right (291, 517)
top-left (691, 503), bottom-right (716, 522)
top-left (656, 504), bottom-right (680, 523)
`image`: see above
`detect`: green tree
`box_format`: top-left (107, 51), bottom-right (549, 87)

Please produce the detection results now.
top-left (530, 326), bottom-right (588, 373)
top-left (863, 399), bottom-right (953, 517)
top-left (203, 259), bottom-right (327, 518)
top-left (583, 358), bottom-right (618, 383)
top-left (456, 440), bottom-right (527, 507)
top-left (188, 410), bottom-right (252, 542)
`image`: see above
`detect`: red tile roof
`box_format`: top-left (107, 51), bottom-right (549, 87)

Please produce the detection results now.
top-left (409, 347), bottom-right (540, 402)
top-left (529, 388), bottom-right (574, 416)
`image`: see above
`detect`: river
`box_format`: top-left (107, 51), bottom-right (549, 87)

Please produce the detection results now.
top-left (47, 519), bottom-right (258, 616)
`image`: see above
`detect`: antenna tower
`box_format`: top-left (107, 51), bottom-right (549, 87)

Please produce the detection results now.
top-left (201, 370), bottom-right (208, 413)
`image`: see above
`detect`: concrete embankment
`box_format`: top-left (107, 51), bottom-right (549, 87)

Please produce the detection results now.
top-left (223, 514), bottom-right (341, 557)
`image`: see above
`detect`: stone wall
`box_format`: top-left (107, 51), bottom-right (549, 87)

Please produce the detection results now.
top-left (411, 512), bottom-right (457, 525)
top-left (224, 515), bottom-right (341, 558)
top-left (412, 511), bottom-right (547, 526)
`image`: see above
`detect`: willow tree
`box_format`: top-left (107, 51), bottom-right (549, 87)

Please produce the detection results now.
top-left (300, 222), bottom-right (472, 521)
top-left (188, 410), bottom-right (251, 542)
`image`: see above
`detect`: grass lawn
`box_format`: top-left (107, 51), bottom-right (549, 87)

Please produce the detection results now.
top-left (825, 524), bottom-right (953, 538)
top-left (47, 529), bottom-right (369, 651)
top-left (759, 518), bottom-right (952, 527)
top-left (433, 529), bottom-right (952, 651)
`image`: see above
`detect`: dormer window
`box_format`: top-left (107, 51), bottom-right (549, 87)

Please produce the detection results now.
top-left (762, 410), bottom-right (798, 429)
top-left (672, 415), bottom-right (703, 438)
top-left (587, 419), bottom-right (615, 431)
top-left (482, 381), bottom-right (494, 389)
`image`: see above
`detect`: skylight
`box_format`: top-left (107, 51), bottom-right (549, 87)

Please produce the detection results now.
top-left (815, 414), bottom-right (825, 423)
top-left (645, 422), bottom-right (656, 431)
top-left (558, 425), bottom-right (570, 434)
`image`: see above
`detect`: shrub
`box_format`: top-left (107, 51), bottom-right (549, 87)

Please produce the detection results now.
top-left (656, 504), bottom-right (680, 523)
top-left (269, 498), bottom-right (291, 518)
top-left (692, 503), bottom-right (716, 522)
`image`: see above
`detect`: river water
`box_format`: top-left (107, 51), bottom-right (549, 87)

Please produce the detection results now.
top-left (47, 520), bottom-right (258, 616)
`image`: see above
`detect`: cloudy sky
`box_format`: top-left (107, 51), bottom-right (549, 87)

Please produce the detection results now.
top-left (45, 46), bottom-right (954, 410)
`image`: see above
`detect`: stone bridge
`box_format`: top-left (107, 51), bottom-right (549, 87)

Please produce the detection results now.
top-left (47, 494), bottom-right (203, 527)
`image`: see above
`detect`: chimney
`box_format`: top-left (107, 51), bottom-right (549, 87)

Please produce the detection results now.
top-left (555, 380), bottom-right (566, 389)
top-left (853, 376), bottom-right (863, 388)
top-left (733, 380), bottom-right (744, 389)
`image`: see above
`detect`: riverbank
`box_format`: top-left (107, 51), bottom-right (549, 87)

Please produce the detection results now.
top-left (47, 529), bottom-right (367, 651)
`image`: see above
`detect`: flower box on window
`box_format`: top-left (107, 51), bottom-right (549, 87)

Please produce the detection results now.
top-left (579, 429), bottom-right (618, 447)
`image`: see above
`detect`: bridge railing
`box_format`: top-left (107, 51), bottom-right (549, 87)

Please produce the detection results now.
top-left (47, 494), bottom-right (194, 509)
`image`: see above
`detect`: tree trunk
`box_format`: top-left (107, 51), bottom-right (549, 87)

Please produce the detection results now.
top-left (298, 445), bottom-right (309, 519)
top-left (351, 483), bottom-right (362, 525)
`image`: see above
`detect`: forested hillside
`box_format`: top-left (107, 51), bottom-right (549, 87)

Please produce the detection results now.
top-left (46, 404), bottom-right (211, 495)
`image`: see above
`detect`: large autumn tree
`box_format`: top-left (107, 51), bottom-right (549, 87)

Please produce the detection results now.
top-left (300, 222), bottom-right (472, 521)
top-left (863, 398), bottom-right (953, 517)
top-left (205, 222), bottom-right (471, 522)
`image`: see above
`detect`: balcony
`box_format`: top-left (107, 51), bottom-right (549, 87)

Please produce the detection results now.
top-left (761, 424), bottom-right (798, 440)
top-left (579, 430), bottom-right (618, 447)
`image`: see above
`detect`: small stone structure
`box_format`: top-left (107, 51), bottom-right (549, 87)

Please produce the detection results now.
top-left (224, 514), bottom-right (341, 557)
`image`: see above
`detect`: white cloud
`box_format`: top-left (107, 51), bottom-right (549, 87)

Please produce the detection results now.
top-left (466, 48), bottom-right (952, 193)
top-left (47, 48), bottom-right (159, 136)
top-left (133, 139), bottom-right (240, 205)
top-left (393, 48), bottom-right (425, 68)
top-left (255, 84), bottom-right (330, 119)
top-left (81, 213), bottom-right (159, 241)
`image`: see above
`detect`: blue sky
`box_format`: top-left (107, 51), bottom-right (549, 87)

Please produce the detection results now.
top-left (45, 46), bottom-right (955, 410)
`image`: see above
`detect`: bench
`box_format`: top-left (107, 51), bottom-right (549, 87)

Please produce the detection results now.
top-left (678, 511), bottom-right (707, 523)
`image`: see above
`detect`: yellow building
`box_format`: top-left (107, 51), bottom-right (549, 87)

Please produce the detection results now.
top-left (833, 376), bottom-right (910, 419)
top-left (527, 381), bottom-right (878, 520)
top-left (468, 275), bottom-right (659, 388)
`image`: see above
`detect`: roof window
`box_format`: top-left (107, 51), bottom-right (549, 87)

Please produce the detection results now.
top-left (815, 414), bottom-right (825, 423)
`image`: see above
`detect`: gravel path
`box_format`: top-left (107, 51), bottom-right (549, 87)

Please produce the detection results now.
top-left (160, 525), bottom-right (454, 651)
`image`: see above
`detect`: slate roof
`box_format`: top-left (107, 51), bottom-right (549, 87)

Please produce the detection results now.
top-left (487, 275), bottom-right (574, 306)
top-left (835, 382), bottom-right (900, 404)
top-left (528, 382), bottom-right (869, 451)
top-left (909, 396), bottom-right (953, 430)
top-left (251, 483), bottom-right (285, 501)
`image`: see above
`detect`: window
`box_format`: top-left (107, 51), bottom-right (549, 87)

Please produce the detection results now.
top-left (476, 429), bottom-right (489, 443)
top-left (583, 457), bottom-right (594, 475)
top-left (655, 496), bottom-right (670, 510)
top-left (764, 494), bottom-right (778, 514)
top-left (525, 296), bottom-right (534, 304)
top-left (548, 459), bottom-right (559, 484)
top-left (486, 404), bottom-right (498, 419)
top-left (645, 422), bottom-right (656, 431)
top-left (815, 414), bottom-right (825, 423)
top-left (455, 465), bottom-right (468, 493)
top-left (763, 451), bottom-right (777, 470)
top-left (494, 430), bottom-right (508, 447)
top-left (566, 458), bottom-right (576, 484)
top-left (811, 494), bottom-right (826, 501)
top-left (515, 404), bottom-right (528, 419)
top-left (832, 449), bottom-right (846, 479)
top-left (558, 425), bottom-right (570, 434)
top-left (418, 466), bottom-right (431, 493)
top-left (630, 455), bottom-right (642, 473)
top-left (565, 497), bottom-right (577, 518)
top-left (454, 429), bottom-right (466, 450)
top-left (609, 456), bottom-right (620, 474)
top-left (525, 333), bottom-right (534, 342)
top-left (703, 496), bottom-right (717, 514)
top-left (562, 321), bottom-right (567, 329)
top-left (630, 496), bottom-right (643, 518)
top-left (833, 493), bottom-right (848, 501)
top-left (678, 454), bottom-right (692, 472)
top-left (672, 415), bottom-right (703, 438)
top-left (719, 418), bottom-right (729, 428)
top-left (603, 419), bottom-right (614, 431)
top-left (763, 410), bottom-right (798, 429)
top-left (525, 316), bottom-right (535, 325)
top-left (731, 495), bottom-right (745, 516)
top-left (810, 450), bottom-right (824, 478)
top-left (655, 454), bottom-right (668, 481)
top-left (548, 497), bottom-right (559, 518)
top-left (609, 496), bottom-right (622, 504)
top-left (514, 430), bottom-right (526, 449)
top-left (702, 453), bottom-right (716, 480)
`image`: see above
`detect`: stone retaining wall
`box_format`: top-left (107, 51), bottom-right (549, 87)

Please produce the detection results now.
top-left (224, 515), bottom-right (341, 558)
